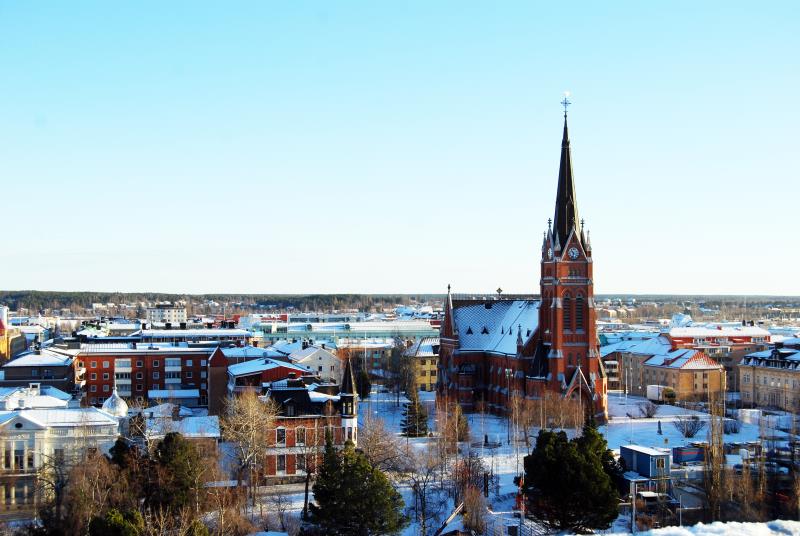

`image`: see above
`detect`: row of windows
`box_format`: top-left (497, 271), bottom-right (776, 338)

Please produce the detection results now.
top-left (89, 359), bottom-right (207, 369)
top-left (90, 371), bottom-right (206, 381)
top-left (90, 382), bottom-right (207, 392)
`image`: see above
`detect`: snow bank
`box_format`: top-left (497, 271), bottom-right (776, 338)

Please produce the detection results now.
top-left (604, 519), bottom-right (800, 536)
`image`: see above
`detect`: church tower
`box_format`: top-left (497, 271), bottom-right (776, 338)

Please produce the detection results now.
top-left (538, 103), bottom-right (607, 419)
top-left (339, 357), bottom-right (359, 445)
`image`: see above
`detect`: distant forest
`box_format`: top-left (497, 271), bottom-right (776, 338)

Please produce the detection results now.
top-left (1, 290), bottom-right (799, 315)
top-left (0, 291), bottom-right (439, 313)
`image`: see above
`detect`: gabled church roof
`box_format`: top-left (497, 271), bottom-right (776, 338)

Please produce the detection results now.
top-left (452, 300), bottom-right (539, 356)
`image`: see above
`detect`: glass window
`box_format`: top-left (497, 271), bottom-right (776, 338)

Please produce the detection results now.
top-left (296, 427), bottom-right (305, 445)
top-left (152, 360), bottom-right (160, 367)
top-left (185, 360), bottom-right (192, 367)
top-left (277, 428), bottom-right (286, 445)
top-left (153, 372), bottom-right (160, 379)
top-left (277, 454), bottom-right (286, 473)
top-left (103, 361), bottom-right (110, 368)
top-left (90, 373), bottom-right (97, 380)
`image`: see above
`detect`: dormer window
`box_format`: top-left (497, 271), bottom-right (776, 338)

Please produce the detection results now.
top-left (481, 327), bottom-right (489, 335)
top-left (466, 327), bottom-right (473, 335)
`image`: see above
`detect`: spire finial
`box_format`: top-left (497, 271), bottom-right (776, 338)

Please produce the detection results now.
top-left (580, 218), bottom-right (585, 227)
top-left (447, 283), bottom-right (451, 294)
top-left (547, 218), bottom-right (552, 230)
top-left (561, 91), bottom-right (571, 118)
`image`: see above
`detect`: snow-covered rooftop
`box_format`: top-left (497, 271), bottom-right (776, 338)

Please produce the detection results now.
top-left (221, 346), bottom-right (284, 359)
top-left (145, 415), bottom-right (220, 439)
top-left (148, 389), bottom-right (200, 399)
top-left (227, 358), bottom-right (310, 377)
top-left (0, 407), bottom-right (119, 428)
top-left (453, 300), bottom-right (539, 356)
top-left (670, 325), bottom-right (770, 338)
top-left (3, 349), bottom-right (73, 367)
top-left (405, 337), bottom-right (440, 358)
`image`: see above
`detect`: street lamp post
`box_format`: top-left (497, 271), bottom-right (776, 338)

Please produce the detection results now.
top-left (506, 368), bottom-right (512, 444)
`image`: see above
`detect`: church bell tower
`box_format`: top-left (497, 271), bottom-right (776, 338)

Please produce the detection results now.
top-left (539, 98), bottom-right (607, 419)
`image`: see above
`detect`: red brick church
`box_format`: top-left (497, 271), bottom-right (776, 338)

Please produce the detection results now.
top-left (438, 109), bottom-right (608, 421)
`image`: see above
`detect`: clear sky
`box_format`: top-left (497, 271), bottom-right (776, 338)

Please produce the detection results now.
top-left (1, 1), bottom-right (798, 295)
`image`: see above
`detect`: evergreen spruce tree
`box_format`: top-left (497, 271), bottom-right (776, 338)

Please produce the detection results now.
top-left (152, 432), bottom-right (204, 512)
top-left (88, 508), bottom-right (144, 536)
top-left (400, 390), bottom-right (429, 437)
top-left (357, 369), bottom-right (372, 399)
top-left (309, 438), bottom-right (407, 535)
top-left (522, 423), bottom-right (619, 533)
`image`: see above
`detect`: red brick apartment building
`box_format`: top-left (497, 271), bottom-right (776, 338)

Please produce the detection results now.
top-left (261, 358), bottom-right (358, 482)
top-left (78, 344), bottom-right (220, 406)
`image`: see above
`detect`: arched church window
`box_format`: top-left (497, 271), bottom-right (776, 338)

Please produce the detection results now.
top-left (563, 294), bottom-right (572, 331)
top-left (576, 294), bottom-right (585, 331)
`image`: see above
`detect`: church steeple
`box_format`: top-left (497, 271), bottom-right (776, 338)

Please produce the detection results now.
top-left (552, 106), bottom-right (582, 248)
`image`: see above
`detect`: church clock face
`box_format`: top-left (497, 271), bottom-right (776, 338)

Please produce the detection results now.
top-left (568, 247), bottom-right (580, 260)
top-left (547, 248), bottom-right (553, 259)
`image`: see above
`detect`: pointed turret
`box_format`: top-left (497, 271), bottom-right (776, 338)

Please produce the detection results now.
top-left (340, 356), bottom-right (357, 397)
top-left (339, 357), bottom-right (358, 443)
top-left (552, 114), bottom-right (583, 247)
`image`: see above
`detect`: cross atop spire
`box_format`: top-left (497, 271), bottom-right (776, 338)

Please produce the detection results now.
top-left (561, 91), bottom-right (571, 118)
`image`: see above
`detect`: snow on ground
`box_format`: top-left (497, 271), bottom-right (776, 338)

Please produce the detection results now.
top-left (604, 393), bottom-right (787, 455)
top-left (263, 389), bottom-right (794, 535)
top-left (603, 519), bottom-right (800, 536)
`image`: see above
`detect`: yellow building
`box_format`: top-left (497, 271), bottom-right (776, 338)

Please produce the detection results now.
top-left (405, 337), bottom-right (439, 392)
top-left (739, 346), bottom-right (800, 410)
top-left (0, 307), bottom-right (27, 361)
top-left (615, 335), bottom-right (725, 401)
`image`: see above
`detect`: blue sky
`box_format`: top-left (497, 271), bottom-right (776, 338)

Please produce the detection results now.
top-left (1, 2), bottom-right (798, 295)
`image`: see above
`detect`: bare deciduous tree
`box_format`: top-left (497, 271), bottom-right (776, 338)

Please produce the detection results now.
top-left (402, 444), bottom-right (446, 536)
top-left (220, 390), bottom-right (280, 508)
top-left (639, 401), bottom-right (659, 419)
top-left (673, 416), bottom-right (706, 438)
top-left (359, 414), bottom-right (405, 473)
top-left (462, 485), bottom-right (487, 534)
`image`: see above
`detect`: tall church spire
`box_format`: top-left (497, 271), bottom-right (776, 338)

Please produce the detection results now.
top-left (552, 103), bottom-right (582, 248)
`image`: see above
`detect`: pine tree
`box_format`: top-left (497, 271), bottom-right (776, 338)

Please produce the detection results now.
top-left (152, 432), bottom-right (204, 512)
top-left (357, 368), bottom-right (372, 399)
top-left (308, 438), bottom-right (407, 535)
top-left (401, 391), bottom-right (429, 437)
top-left (522, 424), bottom-right (619, 533)
top-left (88, 508), bottom-right (144, 536)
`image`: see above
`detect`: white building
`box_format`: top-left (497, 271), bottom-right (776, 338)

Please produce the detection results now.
top-left (285, 345), bottom-right (342, 383)
top-left (146, 303), bottom-right (187, 326)
top-left (0, 406), bottom-right (120, 510)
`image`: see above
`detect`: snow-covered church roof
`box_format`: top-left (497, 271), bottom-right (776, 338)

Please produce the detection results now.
top-left (453, 300), bottom-right (539, 356)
